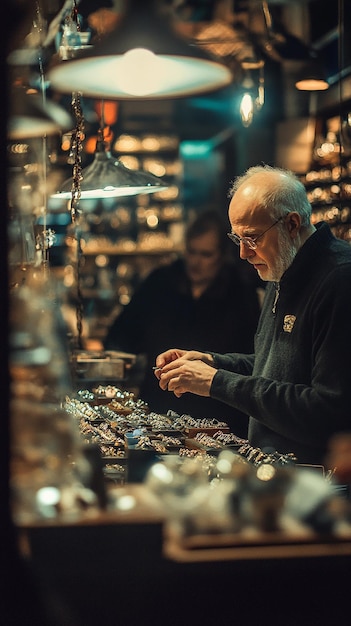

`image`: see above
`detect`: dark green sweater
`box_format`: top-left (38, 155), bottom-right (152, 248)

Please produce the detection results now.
top-left (104, 257), bottom-right (261, 434)
top-left (211, 222), bottom-right (351, 465)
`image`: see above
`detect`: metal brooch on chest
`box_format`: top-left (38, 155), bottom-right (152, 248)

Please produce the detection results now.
top-left (283, 314), bottom-right (296, 333)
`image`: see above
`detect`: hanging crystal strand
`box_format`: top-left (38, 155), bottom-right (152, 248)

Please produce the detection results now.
top-left (59, 4), bottom-right (81, 58)
top-left (68, 91), bottom-right (85, 349)
top-left (32, 1), bottom-right (52, 277)
top-left (68, 91), bottom-right (84, 222)
top-left (72, 0), bottom-right (81, 33)
top-left (75, 224), bottom-right (84, 350)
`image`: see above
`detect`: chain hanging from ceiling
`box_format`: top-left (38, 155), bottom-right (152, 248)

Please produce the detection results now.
top-left (68, 90), bottom-right (85, 349)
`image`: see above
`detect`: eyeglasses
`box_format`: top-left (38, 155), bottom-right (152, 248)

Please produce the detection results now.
top-left (227, 217), bottom-right (283, 250)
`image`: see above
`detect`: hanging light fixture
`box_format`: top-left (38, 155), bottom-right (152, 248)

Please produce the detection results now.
top-left (51, 137), bottom-right (169, 200)
top-left (47, 0), bottom-right (232, 99)
top-left (239, 89), bottom-right (255, 128)
top-left (239, 62), bottom-right (265, 127)
top-left (8, 86), bottom-right (72, 139)
top-left (295, 58), bottom-right (330, 91)
top-left (51, 98), bottom-right (169, 202)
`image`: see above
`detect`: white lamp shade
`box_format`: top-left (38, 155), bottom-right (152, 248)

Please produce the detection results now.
top-left (47, 2), bottom-right (232, 99)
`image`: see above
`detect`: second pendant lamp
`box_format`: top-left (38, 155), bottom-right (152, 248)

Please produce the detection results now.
top-left (52, 129), bottom-right (169, 200)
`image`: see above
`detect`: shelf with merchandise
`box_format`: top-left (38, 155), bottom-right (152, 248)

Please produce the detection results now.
top-left (301, 110), bottom-right (351, 243)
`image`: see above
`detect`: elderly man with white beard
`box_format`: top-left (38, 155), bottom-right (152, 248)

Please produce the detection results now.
top-left (154, 164), bottom-right (351, 466)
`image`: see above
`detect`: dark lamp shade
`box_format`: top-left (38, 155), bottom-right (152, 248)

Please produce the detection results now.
top-left (295, 60), bottom-right (329, 91)
top-left (47, 3), bottom-right (232, 99)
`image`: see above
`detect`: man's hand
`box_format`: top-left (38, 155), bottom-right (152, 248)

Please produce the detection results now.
top-left (155, 348), bottom-right (214, 370)
top-left (156, 356), bottom-right (217, 398)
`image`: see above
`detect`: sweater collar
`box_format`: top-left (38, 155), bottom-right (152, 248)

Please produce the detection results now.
top-left (280, 221), bottom-right (333, 285)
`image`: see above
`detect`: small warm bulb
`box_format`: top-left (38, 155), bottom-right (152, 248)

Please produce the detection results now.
top-left (240, 93), bottom-right (254, 127)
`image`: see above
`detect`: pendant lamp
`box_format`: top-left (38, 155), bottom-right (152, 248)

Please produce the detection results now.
top-left (8, 86), bottom-right (73, 139)
top-left (51, 132), bottom-right (169, 200)
top-left (47, 0), bottom-right (232, 99)
top-left (295, 59), bottom-right (329, 91)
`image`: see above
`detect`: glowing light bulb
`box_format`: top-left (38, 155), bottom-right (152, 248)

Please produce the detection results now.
top-left (240, 93), bottom-right (254, 127)
top-left (117, 48), bottom-right (167, 96)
